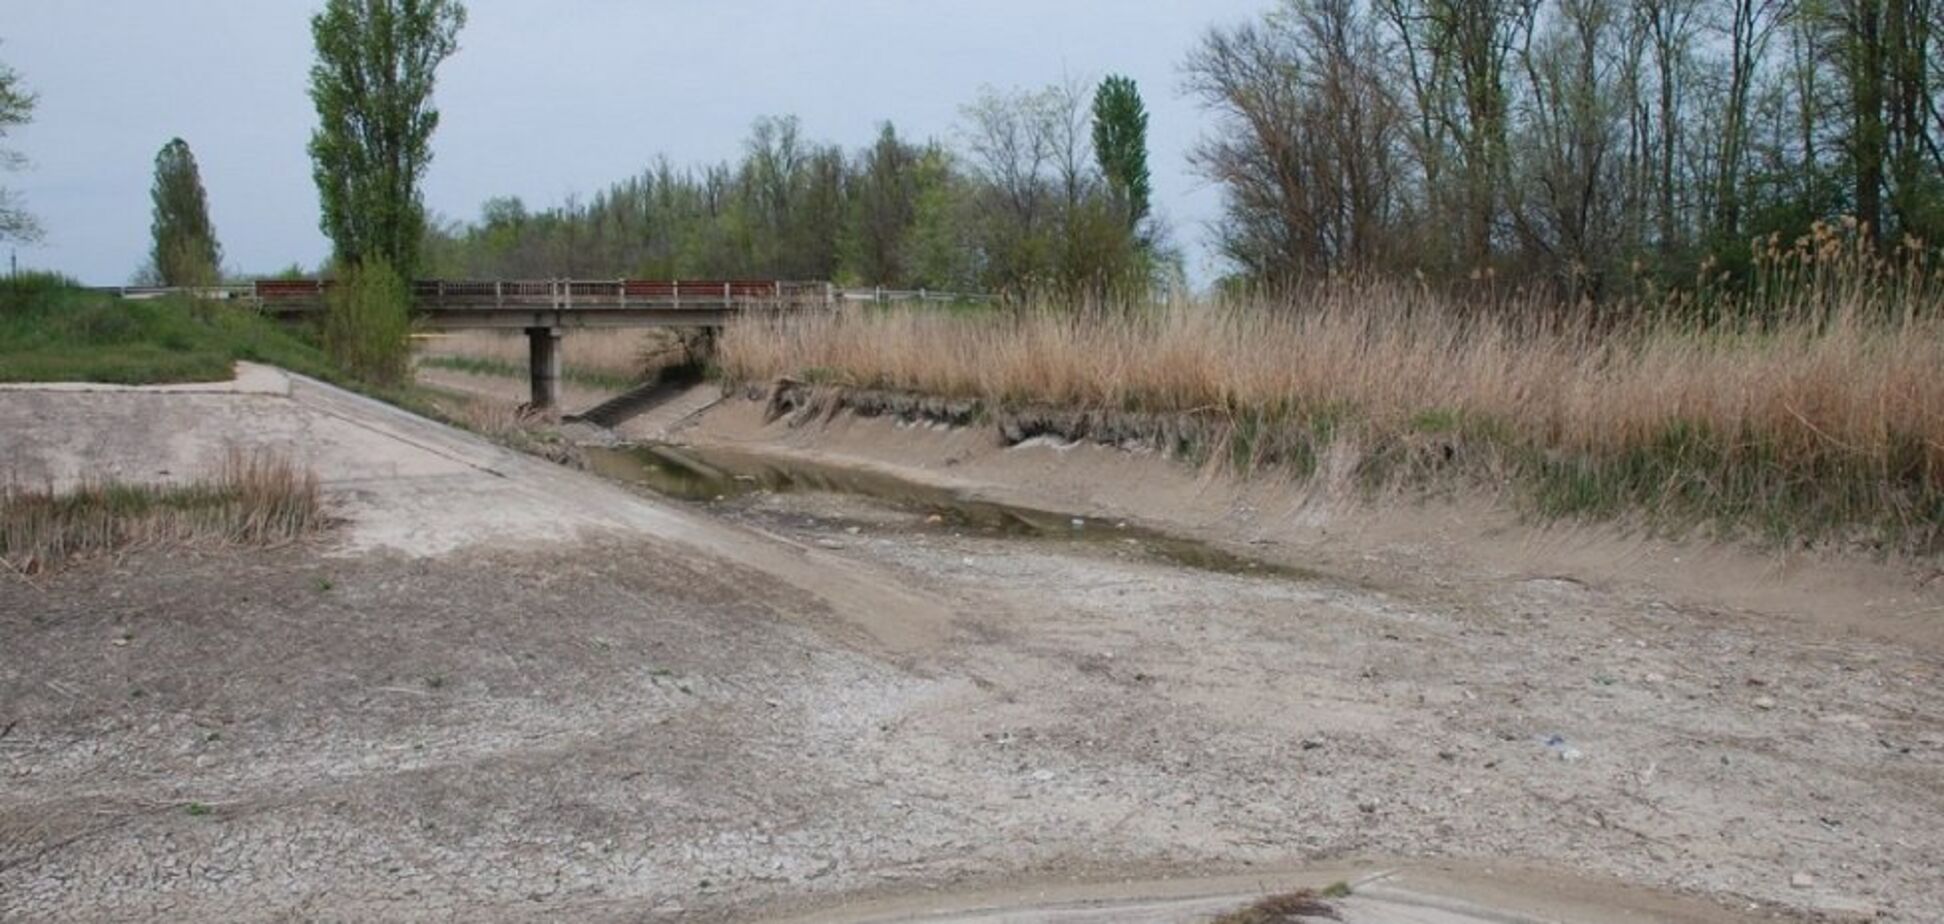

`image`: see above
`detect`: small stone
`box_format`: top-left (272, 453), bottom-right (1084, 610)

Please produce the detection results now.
top-left (1811, 895), bottom-right (1880, 921)
top-left (814, 539), bottom-right (846, 550)
top-left (1791, 872), bottom-right (1815, 889)
top-left (924, 514), bottom-right (944, 525)
top-left (845, 526), bottom-right (862, 535)
top-left (1754, 695), bottom-right (1778, 710)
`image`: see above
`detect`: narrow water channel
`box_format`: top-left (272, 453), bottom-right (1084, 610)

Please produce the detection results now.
top-left (584, 442), bottom-right (1315, 579)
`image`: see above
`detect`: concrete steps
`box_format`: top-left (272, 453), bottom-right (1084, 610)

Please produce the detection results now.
top-left (569, 367), bottom-right (706, 429)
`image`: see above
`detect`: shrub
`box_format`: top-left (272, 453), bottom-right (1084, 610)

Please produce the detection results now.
top-left (322, 257), bottom-right (411, 384)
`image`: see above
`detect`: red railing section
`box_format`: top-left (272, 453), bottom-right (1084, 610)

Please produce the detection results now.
top-left (252, 279), bottom-right (803, 303)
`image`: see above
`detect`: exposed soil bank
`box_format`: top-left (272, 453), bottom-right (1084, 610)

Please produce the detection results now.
top-left (2, 367), bottom-right (1938, 921)
top-left (678, 385), bottom-right (1944, 651)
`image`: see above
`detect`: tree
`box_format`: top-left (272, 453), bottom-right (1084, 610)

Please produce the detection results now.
top-left (1186, 0), bottom-right (1406, 282)
top-left (960, 85), bottom-right (1062, 290)
top-left (0, 47), bottom-right (38, 243)
top-left (1091, 75), bottom-right (1153, 232)
top-left (845, 123), bottom-right (920, 284)
top-left (148, 139), bottom-right (223, 287)
top-left (1641, 0), bottom-right (1703, 257)
top-left (1509, 0), bottom-right (1636, 296)
top-left (308, 0), bottom-right (467, 278)
top-left (1711, 0), bottom-right (1790, 241)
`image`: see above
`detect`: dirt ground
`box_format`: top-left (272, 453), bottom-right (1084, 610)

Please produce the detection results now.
top-left (1, 369), bottom-right (1939, 921)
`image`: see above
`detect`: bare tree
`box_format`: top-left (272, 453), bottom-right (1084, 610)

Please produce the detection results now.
top-left (1714, 0), bottom-right (1791, 239)
top-left (1186, 0), bottom-right (1407, 282)
top-left (1642, 0), bottom-right (1703, 255)
top-left (960, 85), bottom-right (1057, 234)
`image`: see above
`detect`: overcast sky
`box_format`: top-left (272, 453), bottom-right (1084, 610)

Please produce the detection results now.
top-left (3, 1), bottom-right (1266, 286)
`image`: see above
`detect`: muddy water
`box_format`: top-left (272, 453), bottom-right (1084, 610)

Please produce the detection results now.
top-left (584, 443), bottom-right (1315, 579)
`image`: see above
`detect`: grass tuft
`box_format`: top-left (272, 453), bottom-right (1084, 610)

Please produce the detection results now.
top-left (1210, 889), bottom-right (1342, 923)
top-left (2, 449), bottom-right (327, 572)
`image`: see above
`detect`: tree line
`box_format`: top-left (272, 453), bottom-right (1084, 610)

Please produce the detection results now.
top-left (1186, 0), bottom-right (1944, 298)
top-left (32, 0), bottom-right (1935, 309)
top-left (420, 81), bottom-right (1168, 300)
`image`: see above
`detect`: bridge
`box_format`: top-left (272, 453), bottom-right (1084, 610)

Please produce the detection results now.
top-left (108, 278), bottom-right (835, 410)
top-left (106, 278), bottom-right (993, 410)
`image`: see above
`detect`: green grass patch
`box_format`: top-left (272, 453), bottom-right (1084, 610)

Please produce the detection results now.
top-left (1523, 419), bottom-right (1944, 548)
top-left (0, 274), bottom-right (333, 384)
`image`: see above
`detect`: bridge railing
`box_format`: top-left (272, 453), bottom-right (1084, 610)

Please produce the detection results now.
top-left (834, 286), bottom-right (996, 304)
top-left (244, 278), bottom-right (834, 309)
top-left (97, 280), bottom-right (994, 312)
top-left (91, 284), bottom-right (259, 301)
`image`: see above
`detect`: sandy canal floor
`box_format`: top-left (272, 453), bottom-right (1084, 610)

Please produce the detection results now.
top-left (0, 366), bottom-right (1937, 922)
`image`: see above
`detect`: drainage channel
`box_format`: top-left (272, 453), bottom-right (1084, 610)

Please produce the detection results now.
top-left (584, 442), bottom-right (1315, 580)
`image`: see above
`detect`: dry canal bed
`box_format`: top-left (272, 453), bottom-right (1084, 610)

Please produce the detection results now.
top-left (1, 368), bottom-right (1939, 921)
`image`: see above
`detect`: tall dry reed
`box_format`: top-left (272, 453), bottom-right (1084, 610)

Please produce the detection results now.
top-left (721, 235), bottom-right (1944, 547)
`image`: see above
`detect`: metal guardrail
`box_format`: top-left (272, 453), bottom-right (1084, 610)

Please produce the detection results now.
top-left (95, 285), bottom-right (257, 301)
top-left (92, 279), bottom-right (838, 309)
top-left (92, 280), bottom-right (996, 309)
top-left (834, 287), bottom-right (994, 304)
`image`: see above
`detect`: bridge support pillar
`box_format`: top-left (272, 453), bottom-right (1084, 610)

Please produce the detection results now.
top-left (526, 326), bottom-right (562, 411)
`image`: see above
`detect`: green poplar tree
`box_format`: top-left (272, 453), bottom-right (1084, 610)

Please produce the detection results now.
top-left (307, 0), bottom-right (467, 278)
top-left (148, 138), bottom-right (223, 286)
top-left (1091, 75), bottom-right (1152, 232)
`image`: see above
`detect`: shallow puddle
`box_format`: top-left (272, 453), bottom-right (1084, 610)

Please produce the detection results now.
top-left (585, 443), bottom-right (1313, 579)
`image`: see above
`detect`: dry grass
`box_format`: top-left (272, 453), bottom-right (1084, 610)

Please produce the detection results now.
top-left (416, 329), bottom-right (687, 383)
top-left (413, 389), bottom-right (583, 466)
top-left (1209, 889), bottom-right (1341, 923)
top-left (2, 449), bottom-right (326, 573)
top-left (722, 229), bottom-right (1944, 548)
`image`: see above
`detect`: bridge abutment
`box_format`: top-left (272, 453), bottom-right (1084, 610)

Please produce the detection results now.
top-left (526, 326), bottom-right (562, 411)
